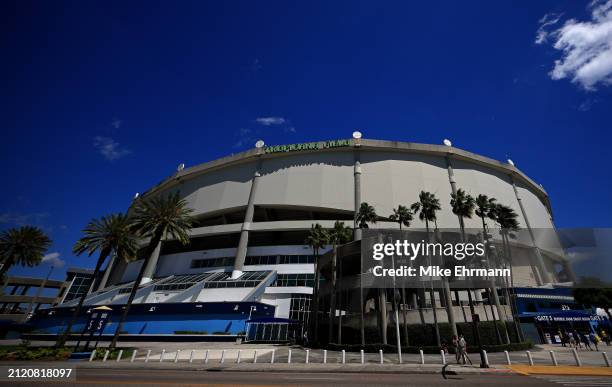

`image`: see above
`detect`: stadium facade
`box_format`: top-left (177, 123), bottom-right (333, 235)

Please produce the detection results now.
top-left (31, 137), bottom-right (578, 343)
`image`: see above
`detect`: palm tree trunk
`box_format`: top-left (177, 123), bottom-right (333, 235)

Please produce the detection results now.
top-left (311, 248), bottom-right (320, 344)
top-left (425, 220), bottom-right (441, 347)
top-left (110, 231), bottom-right (162, 349)
top-left (57, 249), bottom-right (109, 348)
top-left (337, 254), bottom-right (343, 344)
top-left (328, 244), bottom-right (337, 343)
top-left (401, 287), bottom-right (409, 346)
top-left (0, 256), bottom-right (15, 283)
top-left (502, 233), bottom-right (524, 342)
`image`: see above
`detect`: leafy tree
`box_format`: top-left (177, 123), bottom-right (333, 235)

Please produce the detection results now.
top-left (0, 226), bottom-right (51, 280)
top-left (56, 213), bottom-right (137, 347)
top-left (389, 205), bottom-right (413, 230)
top-left (109, 192), bottom-right (194, 348)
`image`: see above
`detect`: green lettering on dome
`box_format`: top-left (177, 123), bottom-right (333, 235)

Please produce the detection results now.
top-left (264, 139), bottom-right (350, 154)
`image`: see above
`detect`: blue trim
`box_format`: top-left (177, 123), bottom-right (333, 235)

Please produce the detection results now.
top-left (30, 301), bottom-right (276, 335)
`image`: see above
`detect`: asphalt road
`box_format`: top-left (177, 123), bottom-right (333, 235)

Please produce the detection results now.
top-left (0, 369), bottom-right (567, 387)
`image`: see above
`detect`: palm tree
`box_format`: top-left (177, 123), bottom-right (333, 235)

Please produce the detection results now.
top-left (450, 189), bottom-right (475, 241)
top-left (305, 223), bottom-right (328, 344)
top-left (0, 226), bottom-right (51, 280)
top-left (411, 191), bottom-right (442, 347)
top-left (448, 188), bottom-right (479, 345)
top-left (356, 202), bottom-right (377, 229)
top-left (475, 195), bottom-right (509, 344)
top-left (491, 203), bottom-right (523, 342)
top-left (327, 221), bottom-right (352, 343)
top-left (56, 213), bottom-right (138, 347)
top-left (475, 194), bottom-right (498, 233)
top-left (109, 192), bottom-right (194, 348)
top-left (389, 205), bottom-right (413, 230)
top-left (389, 204), bottom-right (413, 345)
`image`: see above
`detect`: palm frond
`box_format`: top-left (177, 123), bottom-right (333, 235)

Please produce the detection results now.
top-left (131, 192), bottom-right (195, 246)
top-left (0, 226), bottom-right (51, 268)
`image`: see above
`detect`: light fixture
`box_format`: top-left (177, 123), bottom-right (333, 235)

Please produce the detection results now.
top-left (352, 131), bottom-right (362, 139)
top-left (255, 140), bottom-right (265, 148)
top-left (443, 139), bottom-right (452, 146)
top-left (133, 192), bottom-right (140, 199)
top-left (177, 163), bottom-right (185, 172)
top-left (507, 159), bottom-right (515, 166)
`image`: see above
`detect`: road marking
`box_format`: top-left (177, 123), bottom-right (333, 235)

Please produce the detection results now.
top-left (70, 380), bottom-right (296, 387)
top-left (282, 376), bottom-right (344, 380)
top-left (507, 365), bottom-right (612, 376)
top-left (533, 375), bottom-right (612, 387)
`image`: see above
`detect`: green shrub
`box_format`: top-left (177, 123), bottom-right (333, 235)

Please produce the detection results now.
top-left (93, 347), bottom-right (135, 360)
top-left (0, 346), bottom-right (74, 361)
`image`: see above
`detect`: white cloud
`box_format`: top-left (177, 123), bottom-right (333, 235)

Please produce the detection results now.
top-left (537, 0), bottom-right (612, 90)
top-left (535, 13), bottom-right (563, 44)
top-left (42, 252), bottom-right (65, 268)
top-left (255, 117), bottom-right (286, 126)
top-left (93, 136), bottom-right (131, 160)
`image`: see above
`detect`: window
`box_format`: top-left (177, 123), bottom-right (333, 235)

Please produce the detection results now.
top-left (245, 255), bottom-right (314, 265)
top-left (245, 255), bottom-right (278, 265)
top-left (153, 273), bottom-right (214, 292)
top-left (289, 295), bottom-right (312, 325)
top-left (203, 271), bottom-right (270, 289)
top-left (190, 257), bottom-right (234, 269)
top-left (272, 274), bottom-right (315, 287)
top-left (63, 274), bottom-right (94, 302)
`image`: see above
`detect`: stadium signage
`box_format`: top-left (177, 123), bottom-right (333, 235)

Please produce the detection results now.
top-left (264, 139), bottom-right (351, 154)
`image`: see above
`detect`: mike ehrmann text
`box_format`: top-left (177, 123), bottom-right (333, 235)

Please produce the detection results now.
top-left (372, 265), bottom-right (511, 277)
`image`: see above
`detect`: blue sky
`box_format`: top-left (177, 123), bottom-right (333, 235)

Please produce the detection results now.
top-left (2, 0), bottom-right (611, 280)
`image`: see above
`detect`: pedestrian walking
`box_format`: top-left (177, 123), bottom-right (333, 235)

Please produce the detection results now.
top-left (457, 334), bottom-right (472, 365)
top-left (560, 331), bottom-right (567, 347)
top-left (581, 332), bottom-right (593, 350)
top-left (452, 335), bottom-right (460, 364)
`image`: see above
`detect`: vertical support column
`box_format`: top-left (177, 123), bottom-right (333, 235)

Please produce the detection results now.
top-left (232, 158), bottom-right (263, 279)
top-left (97, 253), bottom-right (116, 291)
top-left (354, 153), bottom-right (362, 241)
top-left (443, 155), bottom-right (459, 338)
top-left (354, 148), bottom-right (365, 347)
top-left (510, 175), bottom-right (552, 284)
